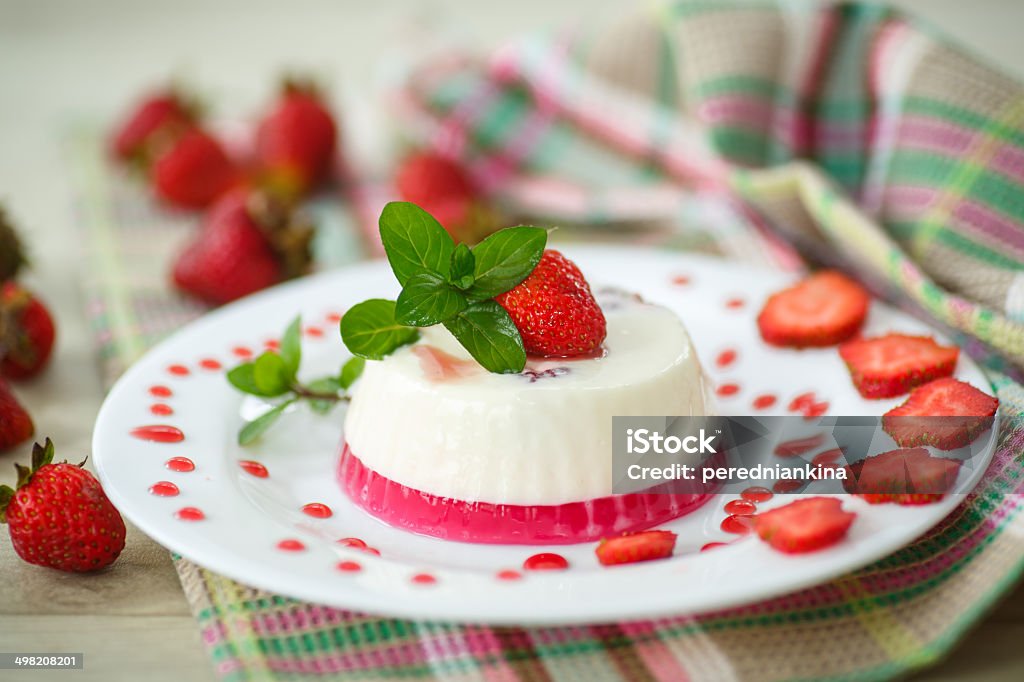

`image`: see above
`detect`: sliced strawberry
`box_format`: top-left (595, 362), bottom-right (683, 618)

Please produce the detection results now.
top-left (595, 529), bottom-right (676, 566)
top-left (838, 333), bottom-right (958, 399)
top-left (882, 378), bottom-right (998, 450)
top-left (757, 271), bottom-right (869, 348)
top-left (753, 497), bottom-right (855, 554)
top-left (842, 447), bottom-right (961, 504)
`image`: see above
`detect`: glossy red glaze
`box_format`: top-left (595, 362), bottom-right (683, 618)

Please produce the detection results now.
top-left (301, 502), bottom-right (333, 519)
top-left (239, 460), bottom-right (269, 478)
top-left (741, 486), bottom-right (773, 503)
top-left (131, 425), bottom-right (185, 443)
top-left (720, 515), bottom-right (755, 534)
top-left (165, 456), bottom-right (195, 473)
top-left (523, 553), bottom-right (569, 571)
top-left (148, 481), bottom-right (180, 497)
top-left (724, 499), bottom-right (757, 516)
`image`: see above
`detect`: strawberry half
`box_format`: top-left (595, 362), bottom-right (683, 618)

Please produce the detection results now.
top-left (496, 250), bottom-right (607, 358)
top-left (172, 190), bottom-right (314, 305)
top-left (111, 89), bottom-right (197, 162)
top-left (595, 529), bottom-right (677, 566)
top-left (0, 282), bottom-right (56, 381)
top-left (0, 379), bottom-right (33, 451)
top-left (0, 439), bottom-right (126, 572)
top-left (839, 333), bottom-right (958, 399)
top-left (882, 378), bottom-right (998, 450)
top-left (757, 271), bottom-right (869, 348)
top-left (753, 497), bottom-right (855, 554)
top-left (151, 128), bottom-right (238, 209)
top-left (842, 447), bottom-right (962, 505)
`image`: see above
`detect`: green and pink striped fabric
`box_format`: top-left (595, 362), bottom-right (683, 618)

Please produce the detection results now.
top-left (73, 2), bottom-right (1024, 680)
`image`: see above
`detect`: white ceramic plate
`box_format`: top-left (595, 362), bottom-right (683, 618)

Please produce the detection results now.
top-left (92, 246), bottom-right (996, 624)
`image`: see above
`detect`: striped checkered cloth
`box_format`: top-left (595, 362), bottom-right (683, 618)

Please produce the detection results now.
top-left (73, 2), bottom-right (1024, 680)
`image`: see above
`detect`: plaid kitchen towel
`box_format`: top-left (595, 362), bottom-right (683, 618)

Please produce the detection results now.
top-left (72, 1), bottom-right (1024, 681)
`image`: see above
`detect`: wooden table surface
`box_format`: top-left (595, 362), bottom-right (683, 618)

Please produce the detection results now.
top-left (2, 1), bottom-right (1024, 680)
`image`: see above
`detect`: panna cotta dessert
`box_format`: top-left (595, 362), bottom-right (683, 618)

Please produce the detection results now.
top-left (338, 289), bottom-right (713, 544)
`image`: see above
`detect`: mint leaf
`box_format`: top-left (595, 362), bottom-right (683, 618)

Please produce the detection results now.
top-left (239, 399), bottom-right (295, 445)
top-left (340, 299), bottom-right (420, 360)
top-left (279, 316), bottom-right (302, 381)
top-left (253, 352), bottom-right (291, 396)
top-left (467, 226), bottom-right (546, 300)
top-left (395, 271), bottom-right (468, 327)
top-left (443, 300), bottom-right (526, 373)
top-left (450, 243), bottom-right (475, 289)
top-left (379, 202), bottom-right (455, 285)
top-left (339, 356), bottom-right (366, 389)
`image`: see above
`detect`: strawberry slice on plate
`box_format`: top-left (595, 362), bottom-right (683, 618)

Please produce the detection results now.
top-left (596, 530), bottom-right (677, 566)
top-left (757, 270), bottom-right (869, 348)
top-left (753, 497), bottom-right (855, 554)
top-left (839, 333), bottom-right (958, 399)
top-left (842, 447), bottom-right (962, 505)
top-left (882, 378), bottom-right (998, 450)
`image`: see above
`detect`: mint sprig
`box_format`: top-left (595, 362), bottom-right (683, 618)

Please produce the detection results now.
top-left (340, 202), bottom-right (547, 374)
top-left (228, 316), bottom-right (365, 445)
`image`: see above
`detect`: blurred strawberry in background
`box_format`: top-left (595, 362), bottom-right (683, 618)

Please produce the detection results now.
top-left (110, 88), bottom-right (198, 163)
top-left (172, 189), bottom-right (314, 305)
top-left (150, 128), bottom-right (240, 210)
top-left (0, 379), bottom-right (33, 451)
top-left (395, 150), bottom-right (500, 244)
top-left (0, 207), bottom-right (55, 382)
top-left (255, 79), bottom-right (338, 202)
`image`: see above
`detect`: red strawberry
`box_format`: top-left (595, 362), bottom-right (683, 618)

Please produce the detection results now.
top-left (0, 379), bottom-right (33, 451)
top-left (496, 250), bottom-right (607, 358)
top-left (0, 282), bottom-right (56, 380)
top-left (842, 447), bottom-right (961, 505)
top-left (757, 271), bottom-right (869, 348)
top-left (839, 333), bottom-right (959, 399)
top-left (255, 80), bottom-right (338, 200)
top-left (172, 190), bottom-right (314, 305)
top-left (0, 206), bottom-right (27, 283)
top-left (395, 152), bottom-right (499, 244)
top-left (753, 497), bottom-right (855, 554)
top-left (151, 128), bottom-right (238, 209)
top-left (882, 378), bottom-right (998, 450)
top-left (596, 530), bottom-right (677, 566)
top-left (111, 90), bottom-right (197, 162)
top-left (0, 439), bottom-right (125, 572)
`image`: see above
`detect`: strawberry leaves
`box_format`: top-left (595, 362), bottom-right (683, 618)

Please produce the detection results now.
top-left (228, 316), bottom-right (365, 445)
top-left (341, 201), bottom-right (547, 374)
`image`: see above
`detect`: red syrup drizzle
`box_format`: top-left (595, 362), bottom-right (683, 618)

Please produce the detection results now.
top-left (175, 507), bottom-right (205, 521)
top-left (724, 499), bottom-right (757, 516)
top-left (148, 481), bottom-right (180, 497)
top-left (774, 434), bottom-right (826, 457)
top-left (752, 394), bottom-right (777, 410)
top-left (239, 460), bottom-right (269, 478)
top-left (701, 542), bottom-right (728, 552)
top-left (277, 539), bottom-right (306, 552)
top-left (149, 385), bottom-right (173, 398)
top-left (337, 561), bottom-right (362, 572)
top-left (741, 486), bottom-right (773, 503)
top-left (411, 573), bottom-right (437, 585)
top-left (131, 425), bottom-right (185, 443)
top-left (150, 404), bottom-right (174, 416)
top-left (721, 515), bottom-right (755, 535)
top-left (301, 503), bottom-right (333, 519)
top-left (523, 553), bottom-right (569, 571)
top-left (165, 457), bottom-right (195, 473)
top-left (716, 383), bottom-right (740, 397)
top-left (715, 349), bottom-right (738, 368)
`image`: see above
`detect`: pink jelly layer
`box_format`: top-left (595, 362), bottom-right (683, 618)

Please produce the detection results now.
top-left (337, 443), bottom-right (714, 545)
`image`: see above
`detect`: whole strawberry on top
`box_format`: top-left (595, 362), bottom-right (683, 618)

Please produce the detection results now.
top-left (110, 88), bottom-right (198, 163)
top-left (172, 189), bottom-right (314, 305)
top-left (496, 249), bottom-right (607, 358)
top-left (0, 281), bottom-right (56, 380)
top-left (0, 379), bottom-right (33, 451)
top-left (0, 439), bottom-right (126, 572)
top-left (151, 127), bottom-right (238, 209)
top-left (255, 79), bottom-right (338, 201)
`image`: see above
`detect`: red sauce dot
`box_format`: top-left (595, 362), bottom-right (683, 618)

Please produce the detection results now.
top-left (326, 312), bottom-right (344, 323)
top-left (239, 460), bottom-right (269, 478)
top-left (277, 539), bottom-right (305, 552)
top-left (360, 547), bottom-right (381, 556)
top-left (523, 553), bottom-right (569, 571)
top-left (130, 425), bottom-right (185, 443)
top-left (773, 479), bottom-right (805, 494)
top-left (411, 573), bottom-right (437, 585)
top-left (337, 561), bottom-right (362, 573)
top-left (715, 349), bottom-right (738, 368)
top-left (671, 275), bottom-right (691, 286)
top-left (497, 569), bottom-right (523, 581)
top-left (150, 403), bottom-right (174, 416)
top-left (812, 448), bottom-right (844, 467)
top-left (175, 507), bottom-right (205, 521)
top-left (725, 297), bottom-right (745, 309)
top-left (788, 392), bottom-right (816, 412)
top-left (752, 394), bottom-right (777, 410)
top-left (301, 502), bottom-right (333, 519)
top-left (774, 434), bottom-right (826, 457)
top-left (304, 326), bottom-right (324, 338)
top-left (148, 481), bottom-right (180, 497)
top-left (803, 401), bottom-right (829, 418)
top-left (165, 457), bottom-right (195, 473)
top-left (724, 499), bottom-right (757, 516)
top-left (338, 537), bottom-right (366, 549)
top-left (232, 346), bottom-right (253, 358)
top-left (721, 515), bottom-right (755, 535)
top-left (149, 385), bottom-right (173, 398)
top-left (741, 486), bottom-right (773, 503)
top-left (168, 364), bottom-right (190, 376)
top-left (264, 339), bottom-right (280, 350)
top-left (716, 383), bottom-right (740, 397)
top-left (199, 358), bottom-right (222, 371)
top-left (701, 542), bottom-right (728, 552)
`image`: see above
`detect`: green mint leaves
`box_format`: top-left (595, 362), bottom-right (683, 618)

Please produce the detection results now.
top-left (340, 202), bottom-right (547, 374)
top-left (228, 315), bottom-right (365, 445)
